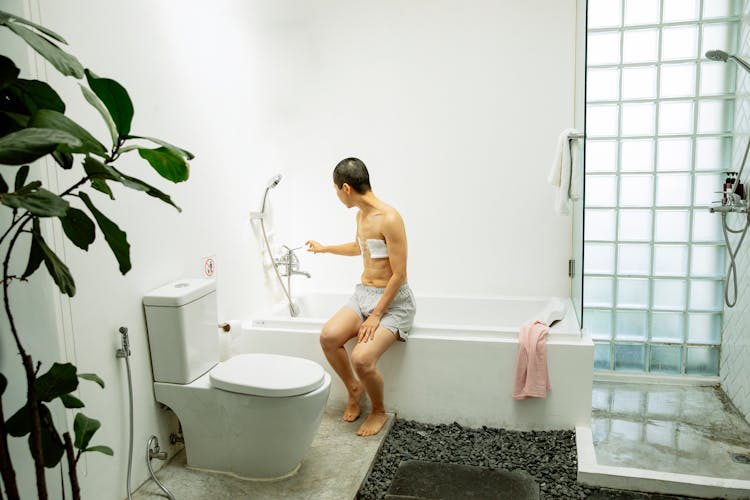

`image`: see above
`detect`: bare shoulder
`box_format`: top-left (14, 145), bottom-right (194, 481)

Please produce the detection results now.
top-left (380, 203), bottom-right (403, 224)
top-left (380, 204), bottom-right (405, 237)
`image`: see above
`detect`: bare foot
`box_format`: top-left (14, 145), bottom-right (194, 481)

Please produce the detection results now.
top-left (357, 411), bottom-right (389, 436)
top-left (343, 384), bottom-right (364, 422)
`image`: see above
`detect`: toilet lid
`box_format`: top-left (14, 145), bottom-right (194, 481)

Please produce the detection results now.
top-left (209, 353), bottom-right (326, 397)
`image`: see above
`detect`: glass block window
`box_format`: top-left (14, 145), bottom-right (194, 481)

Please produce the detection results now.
top-left (584, 0), bottom-right (739, 376)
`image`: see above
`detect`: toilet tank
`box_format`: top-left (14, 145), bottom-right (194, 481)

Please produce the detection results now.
top-left (143, 278), bottom-right (219, 384)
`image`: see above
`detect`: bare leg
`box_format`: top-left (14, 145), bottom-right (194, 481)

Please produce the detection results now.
top-left (320, 308), bottom-right (364, 421)
top-left (351, 327), bottom-right (398, 436)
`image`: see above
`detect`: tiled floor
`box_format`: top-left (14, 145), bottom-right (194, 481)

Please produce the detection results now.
top-left (591, 380), bottom-right (750, 480)
top-left (132, 406), bottom-right (393, 500)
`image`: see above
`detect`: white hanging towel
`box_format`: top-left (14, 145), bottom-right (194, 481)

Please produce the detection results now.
top-left (548, 128), bottom-right (583, 214)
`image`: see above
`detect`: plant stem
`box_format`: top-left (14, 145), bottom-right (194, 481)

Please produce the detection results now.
top-left (2, 221), bottom-right (47, 499)
top-left (62, 433), bottom-right (79, 500)
top-left (0, 213), bottom-right (29, 250)
top-left (59, 177), bottom-right (89, 198)
top-left (0, 387), bottom-right (20, 500)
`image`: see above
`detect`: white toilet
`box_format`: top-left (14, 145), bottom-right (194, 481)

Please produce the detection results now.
top-left (143, 278), bottom-right (331, 479)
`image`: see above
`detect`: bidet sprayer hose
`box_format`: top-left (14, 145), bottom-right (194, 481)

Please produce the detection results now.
top-left (146, 436), bottom-right (176, 500)
top-left (121, 332), bottom-right (134, 500)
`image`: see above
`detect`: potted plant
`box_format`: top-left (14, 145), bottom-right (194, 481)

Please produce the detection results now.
top-left (0, 10), bottom-right (193, 500)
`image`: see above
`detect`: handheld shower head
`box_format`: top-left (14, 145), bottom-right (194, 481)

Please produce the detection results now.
top-left (261, 174), bottom-right (283, 213)
top-left (706, 49), bottom-right (750, 74)
top-left (705, 49), bottom-right (729, 62)
top-left (267, 174), bottom-right (282, 189)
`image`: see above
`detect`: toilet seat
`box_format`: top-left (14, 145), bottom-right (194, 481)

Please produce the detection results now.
top-left (209, 353), bottom-right (326, 397)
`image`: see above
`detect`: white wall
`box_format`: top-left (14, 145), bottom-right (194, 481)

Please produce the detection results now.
top-left (2, 1), bottom-right (580, 498)
top-left (272, 1), bottom-right (578, 297)
top-left (721, 0), bottom-right (750, 423)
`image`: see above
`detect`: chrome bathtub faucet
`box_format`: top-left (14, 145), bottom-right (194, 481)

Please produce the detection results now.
top-left (275, 245), bottom-right (311, 278)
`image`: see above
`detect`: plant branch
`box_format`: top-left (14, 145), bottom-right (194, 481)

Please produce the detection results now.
top-left (62, 433), bottom-right (79, 500)
top-left (2, 220), bottom-right (31, 357)
top-left (59, 177), bottom-right (90, 198)
top-left (0, 213), bottom-right (30, 250)
top-left (2, 220), bottom-right (47, 499)
top-left (0, 388), bottom-right (20, 500)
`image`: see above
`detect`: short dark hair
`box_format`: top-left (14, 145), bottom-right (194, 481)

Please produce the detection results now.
top-left (333, 157), bottom-right (371, 194)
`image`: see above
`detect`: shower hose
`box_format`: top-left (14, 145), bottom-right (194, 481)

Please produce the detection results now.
top-left (719, 136), bottom-right (750, 308)
top-left (259, 216), bottom-right (298, 316)
top-left (721, 211), bottom-right (750, 307)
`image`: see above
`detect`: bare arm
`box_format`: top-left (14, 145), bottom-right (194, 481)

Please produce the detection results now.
top-left (306, 240), bottom-right (361, 256)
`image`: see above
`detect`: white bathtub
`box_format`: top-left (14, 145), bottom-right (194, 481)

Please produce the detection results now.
top-left (238, 292), bottom-right (594, 430)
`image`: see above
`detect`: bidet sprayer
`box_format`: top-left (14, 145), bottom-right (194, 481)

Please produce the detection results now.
top-left (117, 326), bottom-right (131, 358)
top-left (705, 49), bottom-right (750, 74)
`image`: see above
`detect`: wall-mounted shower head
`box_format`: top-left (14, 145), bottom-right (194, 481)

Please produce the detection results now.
top-left (267, 174), bottom-right (282, 189)
top-left (706, 49), bottom-right (750, 74)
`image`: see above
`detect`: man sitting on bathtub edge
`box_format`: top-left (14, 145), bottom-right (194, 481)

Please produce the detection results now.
top-left (306, 157), bottom-right (416, 436)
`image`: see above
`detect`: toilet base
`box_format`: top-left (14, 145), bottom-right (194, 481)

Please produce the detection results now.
top-left (154, 371), bottom-right (331, 479)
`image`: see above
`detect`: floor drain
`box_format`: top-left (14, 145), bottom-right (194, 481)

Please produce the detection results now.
top-left (731, 453), bottom-right (750, 464)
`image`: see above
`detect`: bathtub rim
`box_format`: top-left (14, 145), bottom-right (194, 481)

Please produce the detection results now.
top-left (246, 293), bottom-right (583, 342)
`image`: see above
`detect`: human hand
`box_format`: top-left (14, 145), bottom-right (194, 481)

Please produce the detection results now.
top-left (306, 240), bottom-right (324, 253)
top-left (358, 314), bottom-right (381, 343)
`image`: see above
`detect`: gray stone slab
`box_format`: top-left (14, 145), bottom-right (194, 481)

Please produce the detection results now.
top-left (132, 406), bottom-right (393, 500)
top-left (385, 460), bottom-right (540, 500)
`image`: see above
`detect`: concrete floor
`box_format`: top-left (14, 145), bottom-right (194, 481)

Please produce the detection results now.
top-left (591, 381), bottom-right (750, 480)
top-left (132, 406), bottom-right (393, 500)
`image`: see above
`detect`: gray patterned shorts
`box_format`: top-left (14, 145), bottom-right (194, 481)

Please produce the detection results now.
top-left (344, 283), bottom-right (416, 341)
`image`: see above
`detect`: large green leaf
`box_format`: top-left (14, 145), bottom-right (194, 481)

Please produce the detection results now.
top-left (29, 109), bottom-right (107, 157)
top-left (138, 147), bottom-right (189, 183)
top-left (0, 110), bottom-right (28, 136)
top-left (1, 185), bottom-right (69, 217)
top-left (6, 404), bottom-right (30, 437)
top-left (51, 150), bottom-right (73, 170)
top-left (58, 206), bottom-right (96, 250)
top-left (0, 54), bottom-right (19, 89)
top-left (84, 445), bottom-right (113, 456)
top-left (5, 79), bottom-right (65, 115)
top-left (4, 22), bottom-right (83, 79)
top-left (0, 9), bottom-right (67, 44)
top-left (80, 84), bottom-right (117, 147)
top-left (90, 177), bottom-right (114, 199)
top-left (14, 165), bottom-right (29, 190)
top-left (34, 224), bottom-right (76, 297)
top-left (125, 135), bottom-right (194, 160)
top-left (34, 362), bottom-right (78, 403)
top-left (59, 394), bottom-right (84, 409)
top-left (0, 173), bottom-right (7, 193)
top-left (73, 412), bottom-right (100, 452)
top-left (21, 227), bottom-right (44, 279)
top-left (78, 373), bottom-right (104, 389)
top-left (79, 192), bottom-right (131, 274)
top-left (36, 403), bottom-right (64, 468)
top-left (83, 156), bottom-right (181, 211)
top-left (117, 169), bottom-right (182, 212)
top-left (85, 70), bottom-right (133, 137)
top-left (0, 127), bottom-right (81, 165)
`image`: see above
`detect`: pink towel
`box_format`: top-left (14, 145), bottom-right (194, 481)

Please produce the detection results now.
top-left (512, 320), bottom-right (551, 400)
